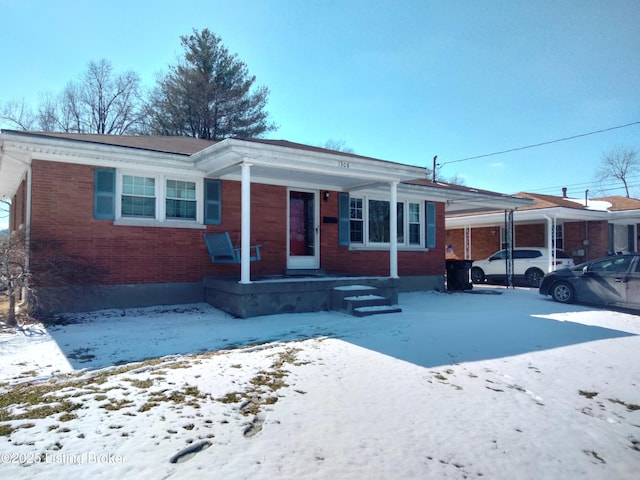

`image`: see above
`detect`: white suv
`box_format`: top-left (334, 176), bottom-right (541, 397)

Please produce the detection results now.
top-left (470, 248), bottom-right (575, 287)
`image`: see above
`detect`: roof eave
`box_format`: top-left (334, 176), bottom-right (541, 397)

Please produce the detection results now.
top-left (446, 206), bottom-right (610, 228)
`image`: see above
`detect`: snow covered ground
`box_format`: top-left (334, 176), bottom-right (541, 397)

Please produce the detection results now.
top-left (1, 287), bottom-right (639, 479)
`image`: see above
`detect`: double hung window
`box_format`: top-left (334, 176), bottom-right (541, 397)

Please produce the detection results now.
top-left (166, 180), bottom-right (197, 220)
top-left (117, 172), bottom-right (202, 224)
top-left (348, 196), bottom-right (429, 247)
top-left (122, 175), bottom-right (156, 218)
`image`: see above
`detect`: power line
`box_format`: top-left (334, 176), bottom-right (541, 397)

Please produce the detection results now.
top-left (511, 180), bottom-right (640, 198)
top-left (439, 121), bottom-right (640, 166)
top-left (529, 173), bottom-right (640, 194)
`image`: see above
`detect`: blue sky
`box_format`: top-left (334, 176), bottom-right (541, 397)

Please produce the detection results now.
top-left (1, 0), bottom-right (639, 218)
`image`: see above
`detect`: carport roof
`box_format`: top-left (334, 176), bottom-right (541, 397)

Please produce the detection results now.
top-left (445, 191), bottom-right (640, 228)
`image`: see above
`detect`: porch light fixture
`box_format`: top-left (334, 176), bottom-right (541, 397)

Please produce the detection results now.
top-left (323, 191), bottom-right (330, 202)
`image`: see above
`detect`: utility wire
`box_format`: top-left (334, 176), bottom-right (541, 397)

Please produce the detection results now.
top-left (439, 121), bottom-right (640, 166)
top-left (523, 173), bottom-right (640, 195)
top-left (531, 174), bottom-right (640, 192)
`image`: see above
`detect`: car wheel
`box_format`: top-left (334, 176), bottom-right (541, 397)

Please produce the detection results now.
top-left (550, 281), bottom-right (574, 304)
top-left (471, 267), bottom-right (485, 284)
top-left (525, 268), bottom-right (544, 287)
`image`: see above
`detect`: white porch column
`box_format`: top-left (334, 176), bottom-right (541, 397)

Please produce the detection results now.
top-left (240, 162), bottom-right (252, 284)
top-left (389, 181), bottom-right (399, 278)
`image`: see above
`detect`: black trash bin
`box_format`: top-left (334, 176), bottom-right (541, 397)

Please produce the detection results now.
top-left (445, 259), bottom-right (473, 291)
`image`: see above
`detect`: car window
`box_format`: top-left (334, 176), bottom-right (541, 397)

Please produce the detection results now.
top-left (489, 251), bottom-right (506, 261)
top-left (555, 250), bottom-right (571, 258)
top-left (514, 250), bottom-right (542, 259)
top-left (590, 256), bottom-right (633, 273)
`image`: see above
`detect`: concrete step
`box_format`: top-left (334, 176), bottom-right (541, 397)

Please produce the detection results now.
top-left (342, 294), bottom-right (389, 309)
top-left (333, 285), bottom-right (402, 316)
top-left (352, 305), bottom-right (403, 317)
top-left (284, 268), bottom-right (326, 277)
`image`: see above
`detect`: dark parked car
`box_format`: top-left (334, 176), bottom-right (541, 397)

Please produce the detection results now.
top-left (539, 254), bottom-right (640, 310)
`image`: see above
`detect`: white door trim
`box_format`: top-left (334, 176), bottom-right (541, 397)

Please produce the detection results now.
top-left (287, 188), bottom-right (319, 269)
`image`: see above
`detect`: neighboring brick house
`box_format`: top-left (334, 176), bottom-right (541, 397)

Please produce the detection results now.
top-left (0, 130), bottom-right (530, 315)
top-left (445, 190), bottom-right (640, 265)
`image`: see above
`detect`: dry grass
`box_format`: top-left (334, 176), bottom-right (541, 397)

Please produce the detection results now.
top-left (0, 296), bottom-right (43, 330)
top-left (0, 296), bottom-right (9, 319)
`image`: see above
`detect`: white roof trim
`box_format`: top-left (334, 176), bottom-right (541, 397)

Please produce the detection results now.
top-left (446, 206), bottom-right (611, 229)
top-left (1, 132), bottom-right (533, 214)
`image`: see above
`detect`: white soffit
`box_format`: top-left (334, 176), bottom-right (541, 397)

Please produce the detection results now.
top-left (445, 207), bottom-right (609, 228)
top-left (194, 139), bottom-right (428, 190)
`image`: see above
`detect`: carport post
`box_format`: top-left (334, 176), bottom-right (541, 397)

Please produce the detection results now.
top-left (544, 214), bottom-right (557, 273)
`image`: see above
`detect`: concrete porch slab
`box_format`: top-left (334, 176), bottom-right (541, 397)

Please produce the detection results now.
top-left (203, 275), bottom-right (399, 318)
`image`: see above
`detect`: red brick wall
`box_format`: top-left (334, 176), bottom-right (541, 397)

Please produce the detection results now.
top-left (320, 195), bottom-right (445, 276)
top-left (446, 223), bottom-right (550, 261)
top-left (205, 181), bottom-right (288, 277)
top-left (515, 224), bottom-right (545, 246)
top-left (446, 226), bottom-right (502, 260)
top-left (27, 160), bottom-right (447, 286)
top-left (27, 160), bottom-right (296, 285)
top-left (563, 221), bottom-right (581, 258)
top-left (28, 160), bottom-right (215, 285)
top-left (585, 220), bottom-right (610, 260)
top-left (447, 219), bottom-right (615, 264)
top-left (562, 220), bottom-right (609, 261)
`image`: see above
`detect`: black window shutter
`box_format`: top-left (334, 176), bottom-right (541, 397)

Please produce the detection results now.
top-left (338, 192), bottom-right (350, 246)
top-left (204, 179), bottom-right (222, 225)
top-left (425, 201), bottom-right (436, 248)
top-left (94, 169), bottom-right (115, 220)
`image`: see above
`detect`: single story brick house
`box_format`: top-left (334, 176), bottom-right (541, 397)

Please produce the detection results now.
top-left (0, 130), bottom-right (530, 317)
top-left (446, 190), bottom-right (640, 268)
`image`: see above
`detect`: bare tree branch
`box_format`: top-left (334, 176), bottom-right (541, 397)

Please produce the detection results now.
top-left (595, 146), bottom-right (640, 198)
top-left (1, 59), bottom-right (146, 134)
top-left (0, 229), bottom-right (28, 326)
top-left (0, 99), bottom-right (37, 130)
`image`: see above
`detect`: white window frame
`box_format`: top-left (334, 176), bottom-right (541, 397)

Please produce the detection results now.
top-left (349, 197), bottom-right (364, 244)
top-left (554, 223), bottom-right (564, 250)
top-left (165, 178), bottom-right (198, 221)
top-left (408, 201), bottom-right (421, 246)
top-left (121, 173), bottom-right (157, 219)
top-left (349, 195), bottom-right (424, 249)
top-left (114, 170), bottom-right (204, 228)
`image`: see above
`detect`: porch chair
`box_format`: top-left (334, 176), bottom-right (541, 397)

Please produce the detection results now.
top-left (204, 232), bottom-right (262, 264)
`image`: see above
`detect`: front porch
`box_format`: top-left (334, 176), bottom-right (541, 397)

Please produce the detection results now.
top-left (204, 274), bottom-right (400, 318)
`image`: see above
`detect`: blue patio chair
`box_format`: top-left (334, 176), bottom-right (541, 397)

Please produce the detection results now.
top-left (204, 232), bottom-right (261, 264)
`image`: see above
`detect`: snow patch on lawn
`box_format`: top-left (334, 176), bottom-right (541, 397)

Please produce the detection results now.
top-left (1, 287), bottom-right (639, 479)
